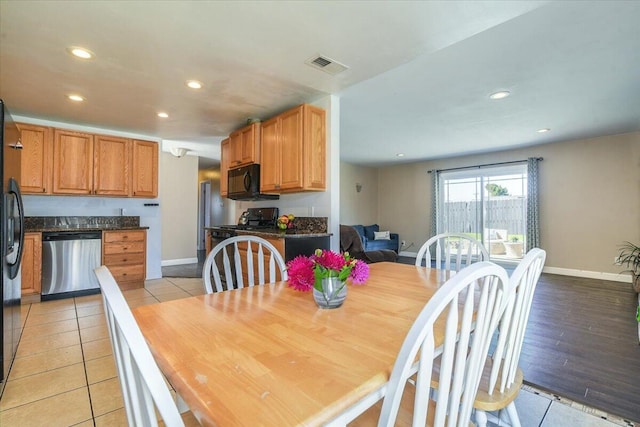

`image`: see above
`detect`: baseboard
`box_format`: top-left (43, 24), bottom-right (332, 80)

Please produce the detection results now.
top-left (161, 257), bottom-right (198, 267)
top-left (395, 253), bottom-right (632, 284)
top-left (542, 266), bottom-right (631, 283)
top-left (399, 251), bottom-right (418, 257)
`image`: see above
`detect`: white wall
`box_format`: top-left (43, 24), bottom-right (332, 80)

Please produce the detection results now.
top-left (377, 131), bottom-right (640, 282)
top-left (159, 151), bottom-right (199, 265)
top-left (339, 162), bottom-right (379, 226)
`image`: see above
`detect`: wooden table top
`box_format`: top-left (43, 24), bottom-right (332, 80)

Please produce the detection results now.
top-left (133, 262), bottom-right (451, 426)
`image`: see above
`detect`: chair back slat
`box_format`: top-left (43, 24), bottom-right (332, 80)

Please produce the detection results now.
top-left (377, 261), bottom-right (510, 427)
top-left (94, 266), bottom-right (185, 427)
top-left (202, 235), bottom-right (287, 294)
top-left (487, 248), bottom-right (546, 395)
top-left (416, 233), bottom-right (489, 271)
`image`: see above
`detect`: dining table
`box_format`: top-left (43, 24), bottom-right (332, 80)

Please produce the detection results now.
top-left (132, 261), bottom-right (452, 426)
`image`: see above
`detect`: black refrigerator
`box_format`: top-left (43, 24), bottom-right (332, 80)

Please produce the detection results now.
top-left (0, 99), bottom-right (24, 395)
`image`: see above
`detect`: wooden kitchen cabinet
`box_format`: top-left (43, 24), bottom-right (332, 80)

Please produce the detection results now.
top-left (17, 123), bottom-right (52, 194)
top-left (102, 230), bottom-right (147, 290)
top-left (131, 139), bottom-right (158, 198)
top-left (260, 104), bottom-right (326, 193)
top-left (236, 236), bottom-right (285, 285)
top-left (228, 122), bottom-right (260, 168)
top-left (18, 124), bottom-right (158, 198)
top-left (52, 129), bottom-right (94, 195)
top-left (21, 233), bottom-right (42, 297)
top-left (94, 135), bottom-right (130, 196)
top-left (220, 138), bottom-right (230, 197)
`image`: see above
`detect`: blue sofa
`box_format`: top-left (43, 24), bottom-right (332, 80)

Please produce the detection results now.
top-left (351, 224), bottom-right (399, 253)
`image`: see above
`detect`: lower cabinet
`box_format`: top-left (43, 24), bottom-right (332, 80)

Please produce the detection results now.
top-left (102, 230), bottom-right (147, 290)
top-left (236, 236), bottom-right (286, 285)
top-left (21, 232), bottom-right (42, 297)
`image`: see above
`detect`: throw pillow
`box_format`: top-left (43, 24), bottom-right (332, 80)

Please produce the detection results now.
top-left (374, 231), bottom-right (391, 240)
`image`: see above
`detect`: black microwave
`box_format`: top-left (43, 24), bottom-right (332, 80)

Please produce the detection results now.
top-left (227, 164), bottom-right (279, 201)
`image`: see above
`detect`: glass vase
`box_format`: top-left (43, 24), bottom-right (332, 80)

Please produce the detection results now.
top-left (313, 277), bottom-right (347, 309)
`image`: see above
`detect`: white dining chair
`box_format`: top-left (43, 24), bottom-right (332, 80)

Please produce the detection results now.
top-left (94, 265), bottom-right (185, 427)
top-left (349, 261), bottom-right (511, 426)
top-left (473, 248), bottom-right (547, 427)
top-left (202, 235), bottom-right (287, 293)
top-left (415, 232), bottom-right (489, 271)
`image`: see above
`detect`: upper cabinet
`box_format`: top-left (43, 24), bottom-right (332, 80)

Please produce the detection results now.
top-left (220, 138), bottom-right (230, 197)
top-left (17, 123), bottom-right (52, 194)
top-left (131, 139), bottom-right (158, 198)
top-left (53, 129), bottom-right (95, 195)
top-left (94, 135), bottom-right (130, 196)
top-left (229, 122), bottom-right (260, 168)
top-left (18, 124), bottom-right (157, 198)
top-left (260, 104), bottom-right (326, 193)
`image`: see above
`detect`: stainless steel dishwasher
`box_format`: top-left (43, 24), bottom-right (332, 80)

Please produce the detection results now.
top-left (41, 231), bottom-right (102, 300)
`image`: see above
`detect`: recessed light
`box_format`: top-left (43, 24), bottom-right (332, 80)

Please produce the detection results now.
top-left (186, 80), bottom-right (203, 89)
top-left (537, 128), bottom-right (550, 133)
top-left (67, 46), bottom-right (94, 60)
top-left (489, 91), bottom-right (511, 100)
top-left (396, 153), bottom-right (405, 157)
top-left (68, 94), bottom-right (85, 102)
top-left (157, 112), bottom-right (169, 118)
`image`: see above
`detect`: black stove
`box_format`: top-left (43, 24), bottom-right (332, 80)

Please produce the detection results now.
top-left (239, 207), bottom-right (279, 228)
top-left (211, 207), bottom-right (279, 236)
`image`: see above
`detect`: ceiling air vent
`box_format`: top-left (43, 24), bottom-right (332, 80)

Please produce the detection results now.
top-left (305, 55), bottom-right (349, 75)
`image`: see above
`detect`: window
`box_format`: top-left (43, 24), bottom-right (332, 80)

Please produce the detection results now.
top-left (437, 164), bottom-right (527, 260)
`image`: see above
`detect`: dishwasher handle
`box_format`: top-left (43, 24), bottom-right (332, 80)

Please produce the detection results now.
top-left (43, 231), bottom-right (102, 241)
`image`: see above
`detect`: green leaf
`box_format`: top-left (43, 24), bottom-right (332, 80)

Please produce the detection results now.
top-left (313, 268), bottom-right (323, 292)
top-left (636, 305), bottom-right (640, 322)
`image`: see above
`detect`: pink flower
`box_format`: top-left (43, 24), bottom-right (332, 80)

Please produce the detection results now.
top-left (286, 255), bottom-right (315, 291)
top-left (313, 250), bottom-right (347, 271)
top-left (348, 260), bottom-right (369, 285)
top-left (286, 249), bottom-right (369, 292)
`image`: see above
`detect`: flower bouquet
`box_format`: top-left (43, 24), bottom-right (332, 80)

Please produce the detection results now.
top-left (286, 249), bottom-right (369, 308)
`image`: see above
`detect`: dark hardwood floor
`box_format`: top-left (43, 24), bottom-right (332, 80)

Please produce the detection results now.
top-left (520, 273), bottom-right (640, 423)
top-left (165, 254), bottom-right (640, 422)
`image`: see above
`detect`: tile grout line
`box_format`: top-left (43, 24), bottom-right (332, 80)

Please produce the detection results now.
top-left (74, 297), bottom-right (98, 427)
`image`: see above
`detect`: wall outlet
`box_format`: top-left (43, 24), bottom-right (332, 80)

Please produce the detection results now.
top-left (401, 240), bottom-right (406, 247)
top-left (614, 256), bottom-right (622, 265)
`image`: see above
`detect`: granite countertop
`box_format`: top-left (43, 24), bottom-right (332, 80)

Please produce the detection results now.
top-left (207, 226), bottom-right (330, 239)
top-left (207, 216), bottom-right (330, 239)
top-left (25, 216), bottom-right (147, 233)
top-left (26, 226), bottom-right (149, 233)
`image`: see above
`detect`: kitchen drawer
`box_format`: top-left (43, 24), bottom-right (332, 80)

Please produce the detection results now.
top-left (108, 264), bottom-right (145, 282)
top-left (103, 241), bottom-right (145, 255)
top-left (103, 252), bottom-right (145, 266)
top-left (103, 230), bottom-right (146, 243)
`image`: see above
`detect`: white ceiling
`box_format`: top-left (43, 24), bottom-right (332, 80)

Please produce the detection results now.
top-left (1, 1), bottom-right (639, 167)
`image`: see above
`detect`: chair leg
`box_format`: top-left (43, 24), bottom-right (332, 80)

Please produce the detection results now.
top-left (474, 409), bottom-right (488, 427)
top-left (505, 402), bottom-right (521, 427)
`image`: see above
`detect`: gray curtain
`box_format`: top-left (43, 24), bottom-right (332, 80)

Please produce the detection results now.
top-left (526, 157), bottom-right (541, 251)
top-left (430, 170), bottom-right (440, 237)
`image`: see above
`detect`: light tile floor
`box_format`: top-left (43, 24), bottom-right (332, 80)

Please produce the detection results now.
top-left (0, 276), bottom-right (635, 426)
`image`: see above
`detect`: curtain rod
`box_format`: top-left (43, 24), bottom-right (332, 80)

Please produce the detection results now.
top-left (427, 157), bottom-right (543, 174)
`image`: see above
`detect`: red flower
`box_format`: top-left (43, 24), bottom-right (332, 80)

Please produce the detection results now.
top-left (285, 255), bottom-right (315, 291)
top-left (313, 249), bottom-right (347, 271)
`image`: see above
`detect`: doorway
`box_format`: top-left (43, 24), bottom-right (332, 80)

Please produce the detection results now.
top-left (437, 164), bottom-right (528, 260)
top-left (197, 181), bottom-right (211, 251)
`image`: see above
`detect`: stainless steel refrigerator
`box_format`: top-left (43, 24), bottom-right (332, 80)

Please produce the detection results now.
top-left (0, 99), bottom-right (24, 395)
